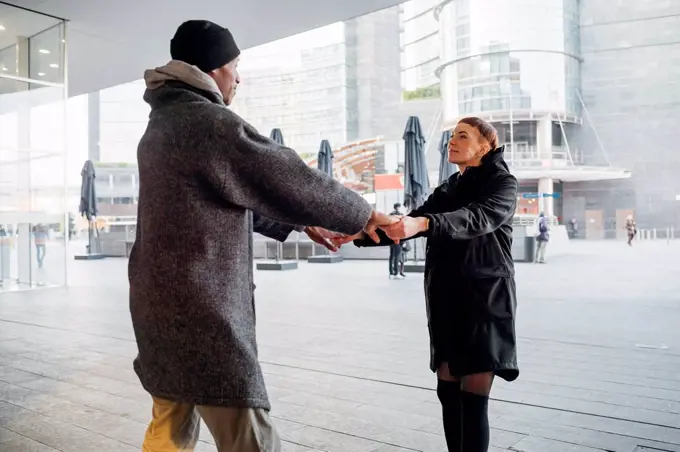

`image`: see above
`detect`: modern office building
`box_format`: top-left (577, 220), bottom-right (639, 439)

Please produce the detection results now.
top-left (79, 7), bottom-right (403, 162)
top-left (403, 0), bottom-right (680, 236)
top-left (578, 1), bottom-right (680, 232)
top-left (230, 6), bottom-right (403, 157)
top-left (401, 0), bottom-right (440, 98)
top-left (92, 162), bottom-right (139, 217)
top-left (435, 0), bottom-right (629, 227)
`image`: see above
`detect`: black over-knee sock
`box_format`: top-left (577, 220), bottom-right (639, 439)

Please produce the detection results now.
top-left (436, 380), bottom-right (462, 451)
top-left (461, 391), bottom-right (490, 452)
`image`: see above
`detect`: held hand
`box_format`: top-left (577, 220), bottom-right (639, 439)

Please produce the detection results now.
top-left (364, 211), bottom-right (399, 243)
top-left (304, 227), bottom-right (341, 252)
top-left (381, 216), bottom-right (429, 243)
top-left (329, 231), bottom-right (364, 248)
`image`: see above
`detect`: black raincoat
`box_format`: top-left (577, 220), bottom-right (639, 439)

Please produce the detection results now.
top-left (357, 147), bottom-right (519, 381)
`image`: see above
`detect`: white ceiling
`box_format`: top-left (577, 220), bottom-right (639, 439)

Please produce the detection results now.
top-left (3, 0), bottom-right (403, 96)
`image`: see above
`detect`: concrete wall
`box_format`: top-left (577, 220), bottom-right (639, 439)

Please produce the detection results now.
top-left (579, 1), bottom-right (680, 229)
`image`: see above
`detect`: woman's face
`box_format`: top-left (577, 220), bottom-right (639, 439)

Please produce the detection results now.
top-left (448, 122), bottom-right (490, 165)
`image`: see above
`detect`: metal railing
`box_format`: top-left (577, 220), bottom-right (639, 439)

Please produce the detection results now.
top-left (513, 214), bottom-right (559, 228)
top-left (503, 144), bottom-right (585, 168)
top-left (636, 227), bottom-right (677, 241)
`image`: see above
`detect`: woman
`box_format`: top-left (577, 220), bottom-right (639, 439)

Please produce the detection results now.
top-left (625, 215), bottom-right (637, 246)
top-left (336, 117), bottom-right (519, 452)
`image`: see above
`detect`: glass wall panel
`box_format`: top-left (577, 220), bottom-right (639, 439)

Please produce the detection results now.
top-left (439, 0), bottom-right (582, 122)
top-left (0, 4), bottom-right (67, 292)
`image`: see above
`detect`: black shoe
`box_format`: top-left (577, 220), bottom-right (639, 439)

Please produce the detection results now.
top-left (399, 273), bottom-right (406, 277)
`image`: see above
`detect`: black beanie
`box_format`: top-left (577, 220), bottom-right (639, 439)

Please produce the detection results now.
top-left (170, 20), bottom-right (240, 73)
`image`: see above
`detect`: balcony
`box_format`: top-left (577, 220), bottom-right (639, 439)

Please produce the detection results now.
top-left (503, 144), bottom-right (631, 182)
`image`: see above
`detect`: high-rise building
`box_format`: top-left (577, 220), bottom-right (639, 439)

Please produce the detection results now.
top-left (230, 6), bottom-right (403, 158)
top-left (578, 1), bottom-right (680, 231)
top-left (402, 0), bottom-right (680, 237)
top-left (401, 0), bottom-right (440, 96)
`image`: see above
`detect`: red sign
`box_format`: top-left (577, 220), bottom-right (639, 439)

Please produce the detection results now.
top-left (374, 174), bottom-right (404, 190)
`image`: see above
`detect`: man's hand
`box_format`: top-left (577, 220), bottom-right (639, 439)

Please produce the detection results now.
top-left (381, 216), bottom-right (429, 244)
top-left (304, 227), bottom-right (342, 252)
top-left (329, 231), bottom-right (363, 248)
top-left (364, 211), bottom-right (399, 243)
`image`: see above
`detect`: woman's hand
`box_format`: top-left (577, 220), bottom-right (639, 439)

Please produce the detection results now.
top-left (329, 231), bottom-right (364, 248)
top-left (381, 216), bottom-right (429, 243)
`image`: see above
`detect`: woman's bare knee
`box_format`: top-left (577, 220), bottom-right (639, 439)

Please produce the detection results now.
top-left (461, 373), bottom-right (494, 396)
top-left (437, 362), bottom-right (459, 382)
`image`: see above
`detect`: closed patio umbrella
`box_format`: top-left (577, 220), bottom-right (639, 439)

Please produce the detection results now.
top-left (270, 128), bottom-right (285, 146)
top-left (78, 160), bottom-right (102, 256)
top-left (438, 130), bottom-right (457, 184)
top-left (403, 116), bottom-right (429, 263)
top-left (317, 139), bottom-right (334, 178)
top-left (403, 116), bottom-right (429, 210)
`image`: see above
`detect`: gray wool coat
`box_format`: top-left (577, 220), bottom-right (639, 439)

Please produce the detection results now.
top-left (129, 61), bottom-right (372, 409)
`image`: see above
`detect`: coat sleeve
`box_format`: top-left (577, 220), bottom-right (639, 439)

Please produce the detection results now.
top-left (203, 113), bottom-right (373, 235)
top-left (420, 174), bottom-right (517, 240)
top-left (252, 212), bottom-right (303, 242)
top-left (353, 184), bottom-right (449, 248)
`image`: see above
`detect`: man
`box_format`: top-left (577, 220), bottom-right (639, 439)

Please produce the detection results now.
top-left (33, 224), bottom-right (47, 268)
top-left (568, 216), bottom-right (578, 239)
top-left (535, 212), bottom-right (550, 263)
top-left (130, 20), bottom-right (393, 452)
top-left (388, 203), bottom-right (406, 279)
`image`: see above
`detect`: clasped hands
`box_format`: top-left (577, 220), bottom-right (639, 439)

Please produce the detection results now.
top-left (304, 211), bottom-right (429, 252)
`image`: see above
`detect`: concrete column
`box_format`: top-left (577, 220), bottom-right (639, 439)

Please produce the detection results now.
top-left (16, 36), bottom-right (32, 284)
top-left (536, 116), bottom-right (553, 160)
top-left (88, 92), bottom-right (101, 162)
top-left (538, 177), bottom-right (554, 218)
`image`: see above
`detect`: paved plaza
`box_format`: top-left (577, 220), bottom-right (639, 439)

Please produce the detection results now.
top-left (0, 240), bottom-right (679, 451)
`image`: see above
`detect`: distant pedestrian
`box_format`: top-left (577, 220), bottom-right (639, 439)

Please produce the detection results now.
top-left (33, 224), bottom-right (47, 268)
top-left (535, 212), bottom-right (549, 263)
top-left (388, 203), bottom-right (406, 279)
top-left (568, 216), bottom-right (578, 239)
top-left (399, 239), bottom-right (411, 276)
top-left (625, 215), bottom-right (637, 246)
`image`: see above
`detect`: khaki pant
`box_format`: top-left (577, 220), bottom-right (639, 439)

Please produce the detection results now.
top-left (535, 240), bottom-right (548, 263)
top-left (142, 397), bottom-right (282, 452)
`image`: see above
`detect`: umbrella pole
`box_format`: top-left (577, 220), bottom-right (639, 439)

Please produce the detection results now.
top-left (87, 220), bottom-right (92, 255)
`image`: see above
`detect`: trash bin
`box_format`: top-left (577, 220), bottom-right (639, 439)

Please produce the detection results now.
top-left (524, 236), bottom-right (536, 262)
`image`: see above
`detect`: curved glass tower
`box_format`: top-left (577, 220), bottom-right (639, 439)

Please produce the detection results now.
top-left (431, 0), bottom-right (630, 220)
top-left (437, 0), bottom-right (581, 126)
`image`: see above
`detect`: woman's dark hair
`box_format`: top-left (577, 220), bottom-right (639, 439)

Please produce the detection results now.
top-left (458, 116), bottom-right (499, 150)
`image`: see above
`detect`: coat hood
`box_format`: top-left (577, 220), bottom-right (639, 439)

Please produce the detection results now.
top-left (482, 145), bottom-right (509, 170)
top-left (142, 60), bottom-right (224, 108)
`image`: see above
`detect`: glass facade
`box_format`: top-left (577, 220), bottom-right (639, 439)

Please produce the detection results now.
top-left (231, 8), bottom-right (402, 157)
top-left (401, 0), bottom-right (440, 94)
top-left (438, 0), bottom-right (581, 124)
top-left (230, 23), bottom-right (350, 157)
top-left (0, 4), bottom-right (68, 291)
